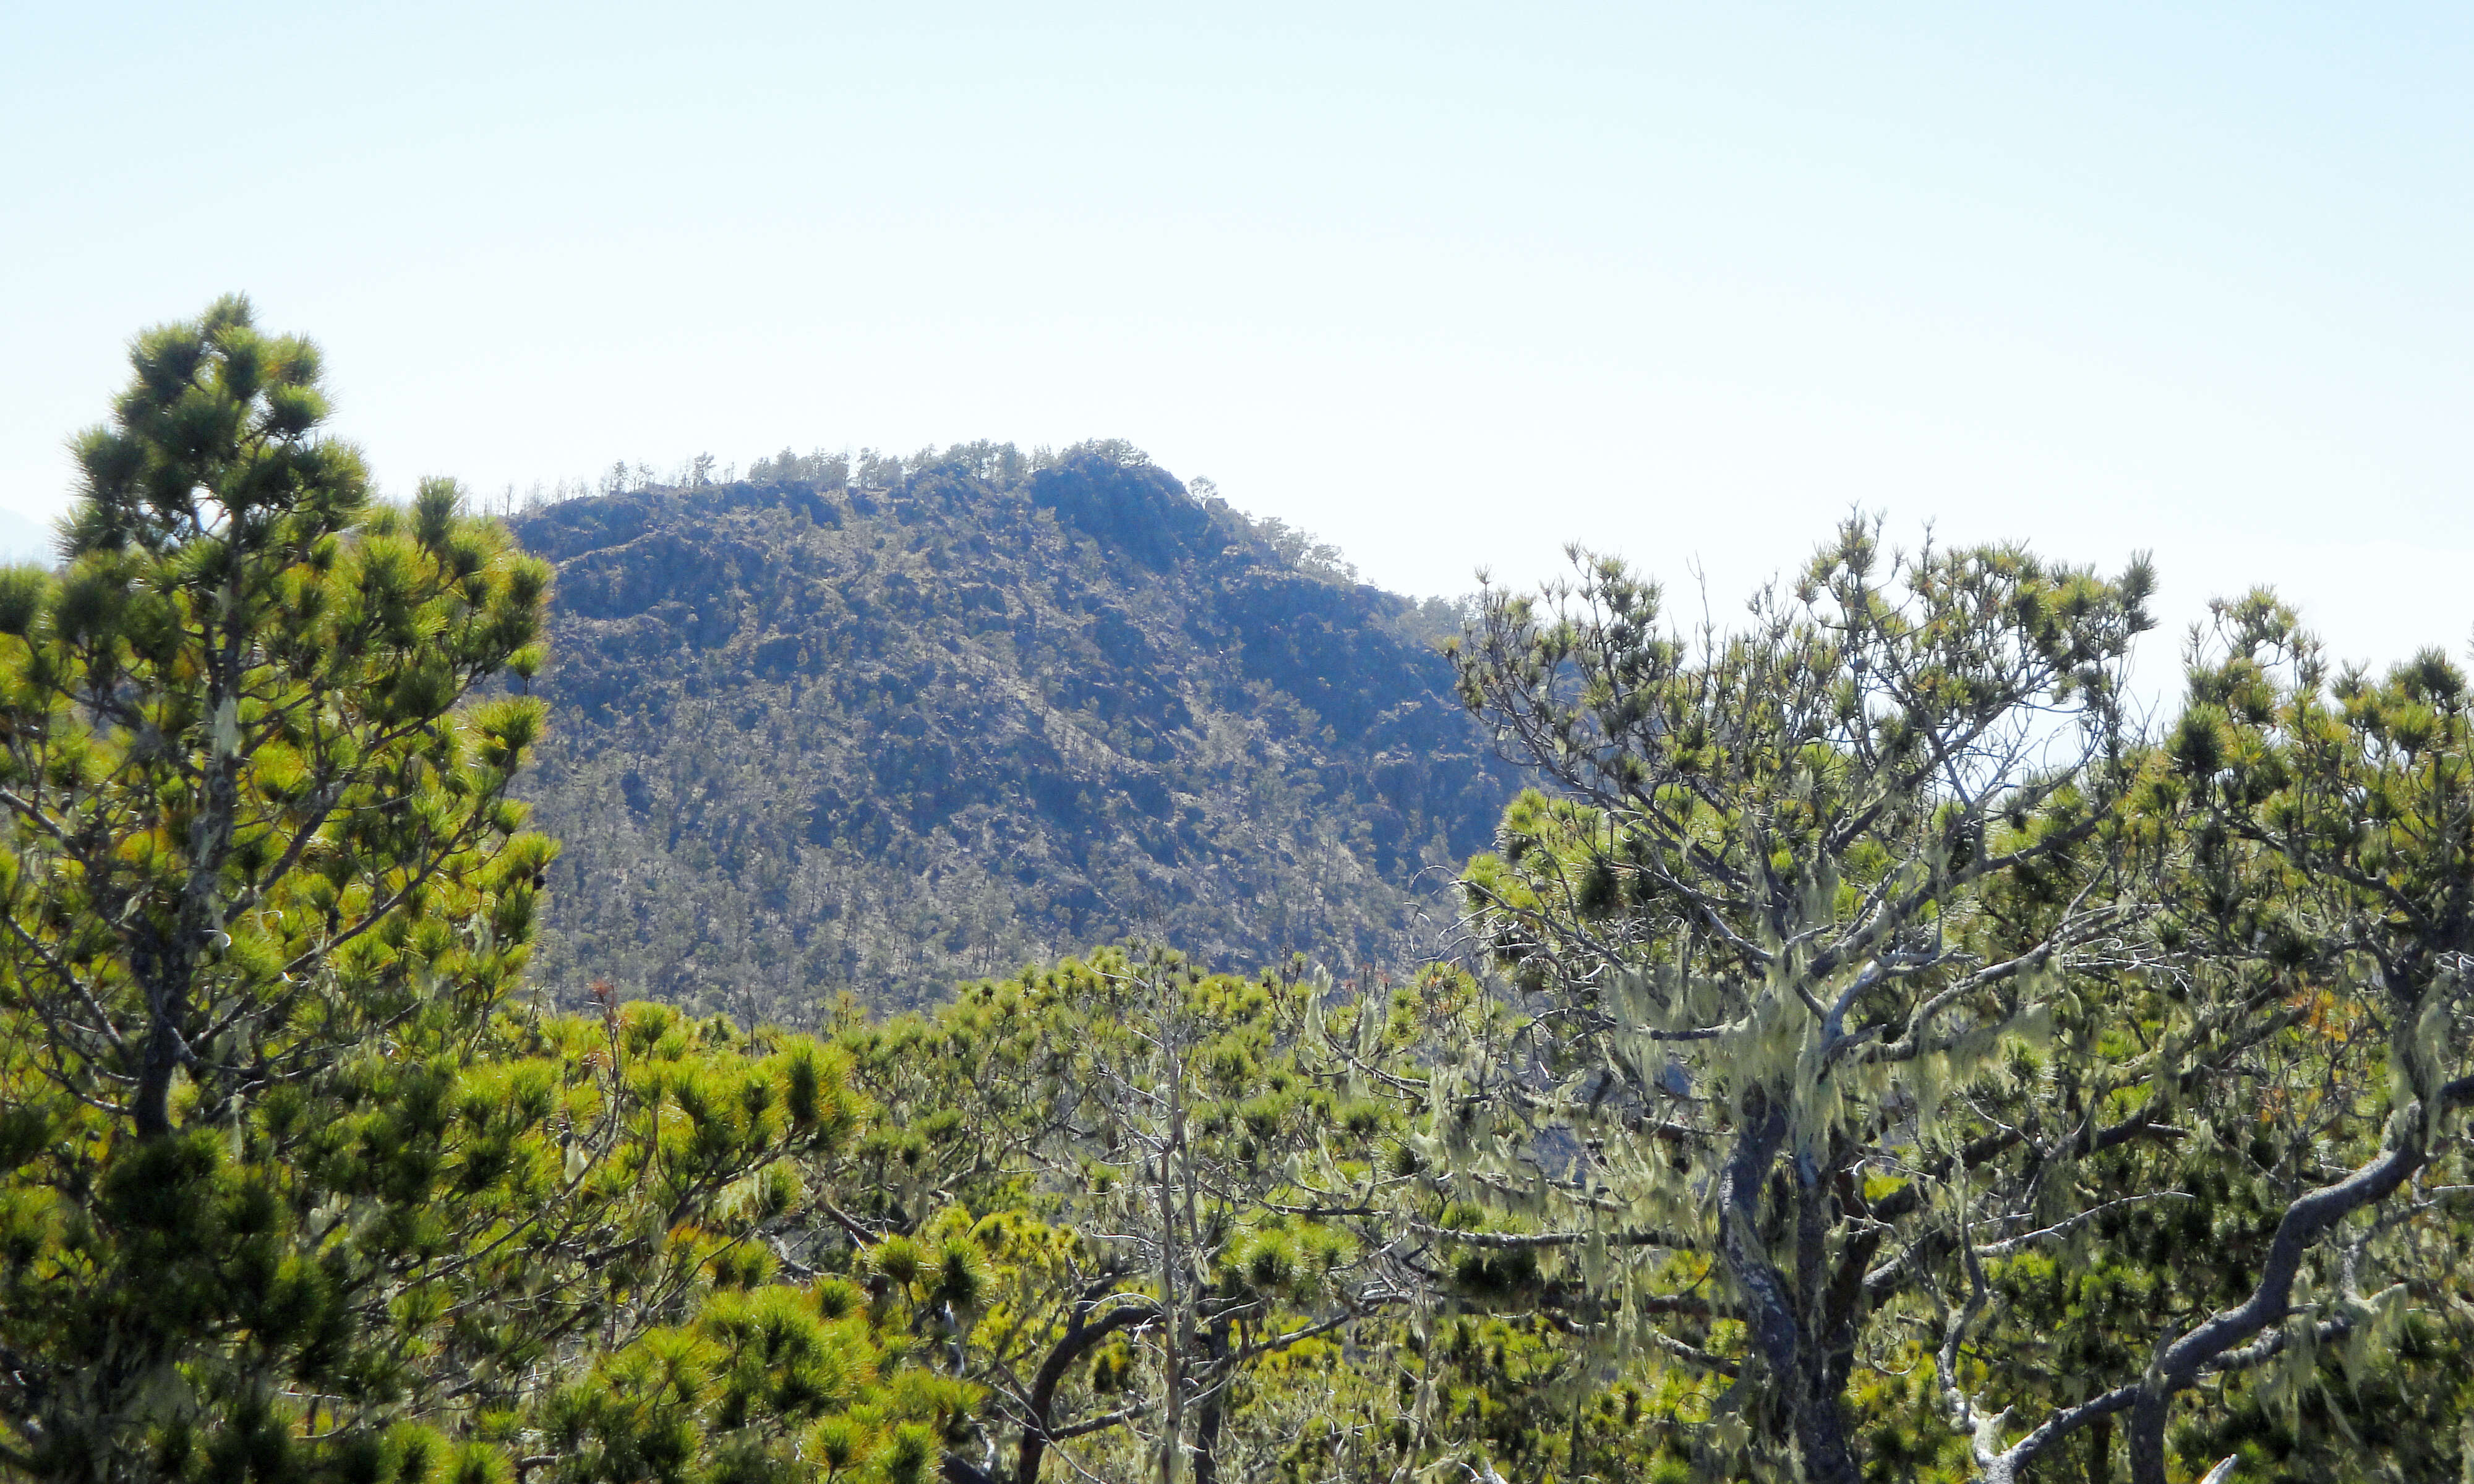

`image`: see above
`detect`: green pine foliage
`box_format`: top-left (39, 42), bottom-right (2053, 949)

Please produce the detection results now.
top-left (0, 304), bottom-right (961, 1484)
top-left (5, 303), bottom-right (2469, 1484)
top-left (788, 948), bottom-right (1711, 1484)
top-left (1436, 529), bottom-right (2474, 1483)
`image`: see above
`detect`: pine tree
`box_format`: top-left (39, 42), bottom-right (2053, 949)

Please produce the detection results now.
top-left (0, 299), bottom-right (978, 1484)
top-left (818, 949), bottom-right (1421, 1483)
top-left (1441, 525), bottom-right (2474, 1483)
top-left (0, 296), bottom-right (553, 1478)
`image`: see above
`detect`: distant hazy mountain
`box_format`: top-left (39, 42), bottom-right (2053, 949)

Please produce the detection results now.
top-left (0, 508), bottom-right (55, 565)
top-left (508, 443), bottom-right (1513, 1018)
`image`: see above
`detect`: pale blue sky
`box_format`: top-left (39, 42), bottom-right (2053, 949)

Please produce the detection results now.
top-left (6, 3), bottom-right (2469, 680)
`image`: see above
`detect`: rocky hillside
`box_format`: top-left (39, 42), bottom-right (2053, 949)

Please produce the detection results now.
top-left (508, 442), bottom-right (1514, 1017)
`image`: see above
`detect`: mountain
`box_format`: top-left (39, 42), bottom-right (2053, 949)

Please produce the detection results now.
top-left (0, 507), bottom-right (54, 565)
top-left (507, 441), bottom-right (1515, 1018)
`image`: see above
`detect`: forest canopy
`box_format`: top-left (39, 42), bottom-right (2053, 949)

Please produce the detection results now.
top-left (0, 303), bottom-right (2467, 1484)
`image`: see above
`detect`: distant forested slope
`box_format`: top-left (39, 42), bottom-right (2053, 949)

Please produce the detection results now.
top-left (508, 441), bottom-right (1513, 1017)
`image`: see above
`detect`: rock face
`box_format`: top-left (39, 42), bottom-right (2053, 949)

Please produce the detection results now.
top-left (509, 445), bottom-right (1514, 1018)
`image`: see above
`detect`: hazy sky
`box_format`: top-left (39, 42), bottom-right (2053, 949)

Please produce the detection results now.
top-left (6, 3), bottom-right (2469, 686)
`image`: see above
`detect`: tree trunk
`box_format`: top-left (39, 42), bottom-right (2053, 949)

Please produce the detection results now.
top-left (1157, 991), bottom-right (1192, 1484)
top-left (130, 934), bottom-right (190, 1140)
top-left (132, 1015), bottom-right (182, 1138)
top-left (2125, 1390), bottom-right (2170, 1484)
top-left (1014, 1296), bottom-right (1155, 1484)
top-left (1791, 1393), bottom-right (1866, 1484)
top-left (1156, 1149), bottom-right (1183, 1484)
top-left (1191, 1321), bottom-right (1228, 1484)
top-left (1719, 1093), bottom-right (1864, 1484)
top-left (1792, 1152), bottom-right (1865, 1484)
top-left (134, 691), bottom-right (241, 1141)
